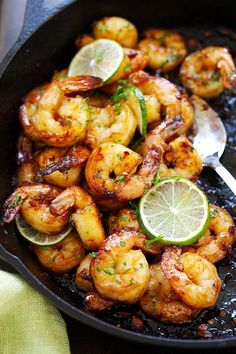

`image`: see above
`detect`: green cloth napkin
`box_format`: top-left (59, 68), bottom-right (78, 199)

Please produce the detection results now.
top-left (0, 270), bottom-right (70, 354)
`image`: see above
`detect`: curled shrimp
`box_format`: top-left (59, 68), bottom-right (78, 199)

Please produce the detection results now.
top-left (50, 186), bottom-right (106, 250)
top-left (128, 70), bottom-right (193, 130)
top-left (140, 263), bottom-right (199, 323)
top-left (180, 46), bottom-right (236, 98)
top-left (85, 143), bottom-right (162, 202)
top-left (93, 16), bottom-right (138, 48)
top-left (17, 135), bottom-right (90, 187)
top-left (159, 136), bottom-right (203, 180)
top-left (108, 208), bottom-right (142, 234)
top-left (161, 247), bottom-right (221, 309)
top-left (84, 102), bottom-right (137, 149)
top-left (137, 130), bottom-right (202, 181)
top-left (19, 75), bottom-right (103, 147)
top-left (138, 28), bottom-right (187, 72)
top-left (194, 205), bottom-right (235, 263)
top-left (36, 144), bottom-right (90, 187)
top-left (3, 184), bottom-right (68, 234)
top-left (90, 229), bottom-right (161, 303)
top-left (33, 231), bottom-right (85, 273)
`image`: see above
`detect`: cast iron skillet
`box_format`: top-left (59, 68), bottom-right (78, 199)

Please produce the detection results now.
top-left (0, 0), bottom-right (236, 348)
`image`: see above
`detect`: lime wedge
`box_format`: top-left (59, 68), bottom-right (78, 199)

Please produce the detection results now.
top-left (16, 216), bottom-right (72, 246)
top-left (68, 39), bottom-right (124, 83)
top-left (124, 84), bottom-right (147, 136)
top-left (138, 177), bottom-right (210, 246)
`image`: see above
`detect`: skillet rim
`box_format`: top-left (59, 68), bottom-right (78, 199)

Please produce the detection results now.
top-left (0, 3), bottom-right (235, 348)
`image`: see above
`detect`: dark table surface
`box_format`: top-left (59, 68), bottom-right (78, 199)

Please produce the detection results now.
top-left (1, 1), bottom-right (236, 353)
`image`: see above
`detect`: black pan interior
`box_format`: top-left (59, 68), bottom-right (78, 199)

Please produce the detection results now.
top-left (0, 0), bottom-right (236, 345)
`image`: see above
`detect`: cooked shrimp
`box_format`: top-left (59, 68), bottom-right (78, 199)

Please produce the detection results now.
top-left (194, 205), bottom-right (235, 263)
top-left (75, 254), bottom-right (93, 292)
top-left (108, 208), bottom-right (142, 234)
top-left (16, 135), bottom-right (37, 185)
top-left (36, 144), bottom-right (90, 187)
top-left (84, 102), bottom-right (137, 149)
top-left (159, 136), bottom-right (203, 180)
top-left (16, 137), bottom-right (90, 187)
top-left (161, 247), bottom-right (221, 309)
top-left (85, 143), bottom-right (162, 202)
top-left (3, 184), bottom-right (69, 234)
top-left (138, 29), bottom-right (187, 72)
top-left (50, 186), bottom-right (106, 250)
top-left (107, 48), bottom-right (149, 84)
top-left (128, 70), bottom-right (193, 130)
top-left (83, 291), bottom-right (116, 311)
top-left (90, 229), bottom-right (163, 303)
top-left (75, 34), bottom-right (95, 48)
top-left (180, 46), bottom-right (236, 98)
top-left (33, 231), bottom-right (85, 273)
top-left (19, 75), bottom-right (103, 147)
top-left (83, 180), bottom-right (127, 211)
top-left (140, 263), bottom-right (199, 323)
top-left (93, 16), bottom-right (138, 48)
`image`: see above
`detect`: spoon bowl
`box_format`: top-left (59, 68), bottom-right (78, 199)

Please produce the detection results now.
top-left (191, 95), bottom-right (236, 195)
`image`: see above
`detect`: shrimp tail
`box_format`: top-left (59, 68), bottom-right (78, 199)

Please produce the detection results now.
top-left (155, 115), bottom-right (185, 142)
top-left (50, 192), bottom-right (75, 216)
top-left (17, 134), bottom-right (34, 165)
top-left (37, 145), bottom-right (90, 177)
top-left (138, 145), bottom-right (163, 185)
top-left (2, 193), bottom-right (25, 222)
top-left (58, 75), bottom-right (104, 94)
top-left (83, 291), bottom-right (116, 312)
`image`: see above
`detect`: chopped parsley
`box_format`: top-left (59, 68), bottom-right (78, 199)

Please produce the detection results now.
top-left (65, 120), bottom-right (72, 126)
top-left (120, 240), bottom-right (126, 247)
top-left (170, 55), bottom-right (179, 62)
top-left (116, 153), bottom-right (123, 161)
top-left (160, 59), bottom-right (169, 68)
top-left (111, 86), bottom-right (127, 103)
top-left (9, 195), bottom-right (22, 208)
top-left (124, 64), bottom-right (132, 73)
top-left (114, 104), bottom-right (122, 115)
top-left (129, 278), bottom-right (135, 286)
top-left (98, 24), bottom-right (108, 33)
top-left (211, 208), bottom-right (219, 217)
top-left (103, 268), bottom-right (115, 275)
top-left (97, 171), bottom-right (102, 179)
top-left (120, 214), bottom-right (128, 222)
top-left (115, 175), bottom-right (126, 183)
top-left (118, 79), bottom-right (127, 85)
top-left (152, 170), bottom-right (161, 185)
top-left (145, 235), bottom-right (163, 248)
top-left (89, 252), bottom-right (97, 257)
top-left (69, 215), bottom-right (74, 223)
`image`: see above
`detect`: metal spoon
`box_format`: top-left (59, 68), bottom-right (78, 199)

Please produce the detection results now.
top-left (191, 94), bottom-right (236, 195)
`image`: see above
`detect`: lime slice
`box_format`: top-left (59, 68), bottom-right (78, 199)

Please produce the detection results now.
top-left (124, 84), bottom-right (147, 136)
top-left (138, 177), bottom-right (210, 246)
top-left (16, 216), bottom-right (72, 246)
top-left (68, 39), bottom-right (124, 83)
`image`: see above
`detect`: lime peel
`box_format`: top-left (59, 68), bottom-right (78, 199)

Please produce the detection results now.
top-left (68, 39), bottom-right (124, 83)
top-left (139, 177), bottom-right (210, 246)
top-left (16, 216), bottom-right (72, 246)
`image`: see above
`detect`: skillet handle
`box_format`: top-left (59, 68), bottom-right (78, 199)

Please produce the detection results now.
top-left (0, 0), bottom-right (76, 72)
top-left (19, 0), bottom-right (76, 44)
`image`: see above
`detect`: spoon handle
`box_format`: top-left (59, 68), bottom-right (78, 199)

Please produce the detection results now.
top-left (209, 159), bottom-right (236, 196)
